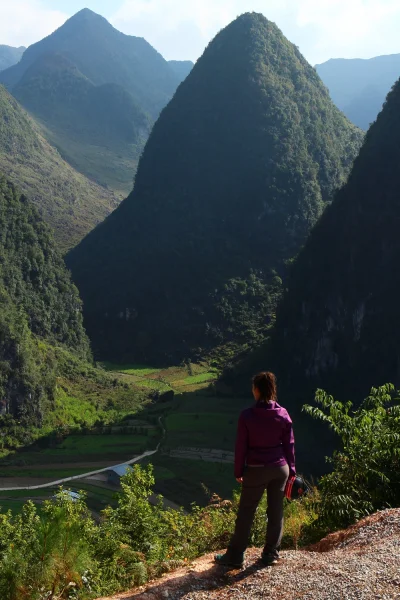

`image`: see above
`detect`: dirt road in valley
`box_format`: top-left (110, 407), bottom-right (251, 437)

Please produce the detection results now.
top-left (0, 418), bottom-right (165, 491)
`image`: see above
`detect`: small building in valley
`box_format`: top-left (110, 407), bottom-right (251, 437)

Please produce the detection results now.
top-left (107, 464), bottom-right (133, 486)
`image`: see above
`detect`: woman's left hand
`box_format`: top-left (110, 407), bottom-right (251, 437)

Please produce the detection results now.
top-left (236, 477), bottom-right (243, 484)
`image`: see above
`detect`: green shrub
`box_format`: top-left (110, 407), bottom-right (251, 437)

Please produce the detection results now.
top-left (0, 494), bottom-right (93, 599)
top-left (0, 464), bottom-right (322, 598)
top-left (304, 383), bottom-right (400, 529)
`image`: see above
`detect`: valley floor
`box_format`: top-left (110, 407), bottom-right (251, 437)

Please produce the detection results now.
top-left (0, 361), bottom-right (233, 512)
top-left (97, 509), bottom-right (400, 600)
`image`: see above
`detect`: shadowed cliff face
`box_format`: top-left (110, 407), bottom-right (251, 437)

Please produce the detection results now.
top-left (269, 74), bottom-right (400, 401)
top-left (67, 12), bottom-right (362, 364)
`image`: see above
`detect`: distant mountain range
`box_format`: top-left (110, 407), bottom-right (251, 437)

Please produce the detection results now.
top-left (317, 54), bottom-right (400, 130)
top-left (12, 52), bottom-right (152, 197)
top-left (0, 45), bottom-right (25, 72)
top-left (168, 60), bottom-right (194, 81)
top-left (67, 12), bottom-right (363, 364)
top-left (0, 9), bottom-right (188, 196)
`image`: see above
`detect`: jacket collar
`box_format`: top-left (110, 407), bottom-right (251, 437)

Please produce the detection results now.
top-left (255, 400), bottom-right (278, 409)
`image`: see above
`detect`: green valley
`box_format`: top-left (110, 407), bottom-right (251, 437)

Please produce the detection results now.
top-left (0, 360), bottom-right (228, 510)
top-left (2, 5), bottom-right (400, 599)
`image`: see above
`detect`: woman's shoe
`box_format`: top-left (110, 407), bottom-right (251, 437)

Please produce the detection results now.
top-left (261, 552), bottom-right (279, 566)
top-left (214, 553), bottom-right (244, 568)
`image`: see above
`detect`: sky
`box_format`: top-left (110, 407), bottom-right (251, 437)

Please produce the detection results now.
top-left (1, 0), bottom-right (400, 65)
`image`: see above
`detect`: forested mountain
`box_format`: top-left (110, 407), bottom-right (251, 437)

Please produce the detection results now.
top-left (0, 9), bottom-right (182, 194)
top-left (0, 45), bottom-right (25, 72)
top-left (0, 176), bottom-right (90, 421)
top-left (13, 53), bottom-right (151, 195)
top-left (0, 9), bottom-right (180, 117)
top-left (168, 60), bottom-right (194, 81)
top-left (268, 74), bottom-right (400, 400)
top-left (67, 13), bottom-right (363, 364)
top-left (317, 54), bottom-right (400, 130)
top-left (0, 85), bottom-right (118, 251)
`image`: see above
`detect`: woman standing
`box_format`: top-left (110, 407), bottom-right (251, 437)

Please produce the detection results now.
top-left (215, 372), bottom-right (295, 568)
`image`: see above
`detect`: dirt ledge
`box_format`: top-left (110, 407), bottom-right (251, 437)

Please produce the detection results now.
top-left (98, 509), bottom-right (400, 600)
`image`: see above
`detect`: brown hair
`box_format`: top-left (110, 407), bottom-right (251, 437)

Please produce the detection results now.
top-left (252, 372), bottom-right (277, 403)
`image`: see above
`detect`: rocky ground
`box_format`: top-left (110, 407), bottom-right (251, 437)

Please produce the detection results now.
top-left (98, 509), bottom-right (400, 600)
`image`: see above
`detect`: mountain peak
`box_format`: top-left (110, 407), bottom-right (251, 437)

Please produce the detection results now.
top-left (64, 7), bottom-right (112, 29)
top-left (229, 11), bottom-right (277, 30)
top-left (67, 14), bottom-right (363, 364)
top-left (71, 8), bottom-right (105, 20)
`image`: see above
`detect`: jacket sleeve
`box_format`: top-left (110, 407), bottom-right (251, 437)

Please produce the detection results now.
top-left (234, 412), bottom-right (248, 479)
top-left (282, 417), bottom-right (296, 476)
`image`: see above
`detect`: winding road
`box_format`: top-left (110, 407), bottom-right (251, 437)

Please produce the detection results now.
top-left (0, 417), bottom-right (166, 492)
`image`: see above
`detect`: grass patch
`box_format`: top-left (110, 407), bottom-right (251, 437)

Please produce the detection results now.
top-left (0, 499), bottom-right (31, 514)
top-left (43, 434), bottom-right (154, 457)
top-left (165, 412), bottom-right (237, 451)
top-left (151, 456), bottom-right (236, 508)
top-left (99, 361), bottom-right (218, 394)
top-left (101, 363), bottom-right (161, 377)
top-left (0, 489), bottom-right (54, 499)
top-left (0, 467), bottom-right (98, 478)
top-left (152, 466), bottom-right (176, 481)
top-left (137, 379), bottom-right (172, 392)
top-left (75, 483), bottom-right (117, 500)
top-left (179, 373), bottom-right (217, 386)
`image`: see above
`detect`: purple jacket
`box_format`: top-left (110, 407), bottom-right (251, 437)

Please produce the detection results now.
top-left (234, 401), bottom-right (296, 478)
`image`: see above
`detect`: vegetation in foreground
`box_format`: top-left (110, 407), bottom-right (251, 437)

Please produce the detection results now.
top-left (0, 383), bottom-right (398, 599)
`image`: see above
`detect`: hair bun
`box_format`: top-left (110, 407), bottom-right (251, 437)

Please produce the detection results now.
top-left (252, 371), bottom-right (277, 402)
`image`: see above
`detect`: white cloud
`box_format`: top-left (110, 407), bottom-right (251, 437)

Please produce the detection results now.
top-left (296, 0), bottom-right (400, 63)
top-left (111, 0), bottom-right (287, 61)
top-left (0, 0), bottom-right (67, 48)
top-left (1, 0), bottom-right (399, 65)
top-left (111, 0), bottom-right (400, 64)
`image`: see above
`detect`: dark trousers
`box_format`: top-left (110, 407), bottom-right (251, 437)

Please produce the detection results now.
top-left (228, 464), bottom-right (289, 559)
